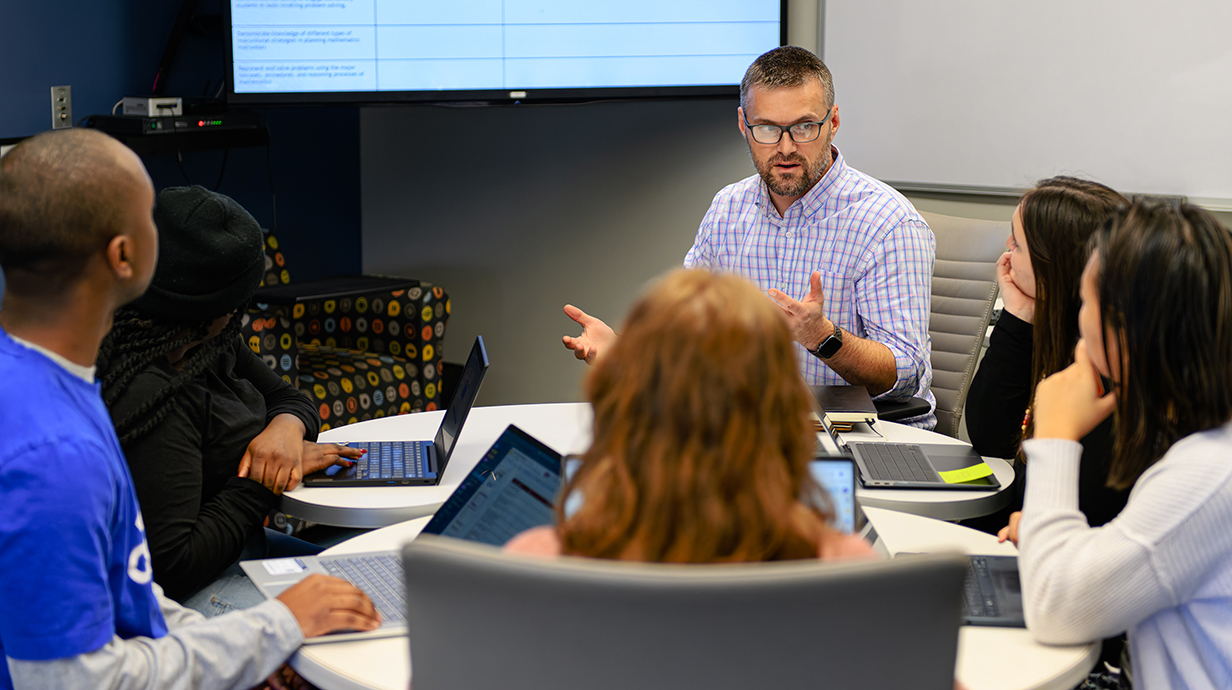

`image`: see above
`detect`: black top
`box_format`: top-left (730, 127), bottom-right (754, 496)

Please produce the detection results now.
top-left (966, 310), bottom-right (1129, 528)
top-left (110, 337), bottom-right (319, 601)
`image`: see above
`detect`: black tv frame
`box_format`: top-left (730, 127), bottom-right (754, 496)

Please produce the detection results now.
top-left (224, 1), bottom-right (788, 106)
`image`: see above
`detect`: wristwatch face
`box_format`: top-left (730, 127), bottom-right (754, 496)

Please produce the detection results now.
top-left (817, 334), bottom-right (842, 358)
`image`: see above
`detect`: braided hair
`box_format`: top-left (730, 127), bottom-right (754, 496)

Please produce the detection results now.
top-left (99, 308), bottom-right (244, 446)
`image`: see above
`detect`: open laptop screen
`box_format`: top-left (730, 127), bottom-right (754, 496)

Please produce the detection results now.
top-left (423, 425), bottom-right (562, 546)
top-left (434, 336), bottom-right (489, 463)
top-left (809, 458), bottom-right (857, 534)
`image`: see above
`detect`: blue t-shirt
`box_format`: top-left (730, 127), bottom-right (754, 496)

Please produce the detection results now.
top-left (0, 329), bottom-right (167, 687)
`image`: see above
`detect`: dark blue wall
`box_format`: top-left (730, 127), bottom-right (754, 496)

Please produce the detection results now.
top-left (0, 0), bottom-right (361, 280)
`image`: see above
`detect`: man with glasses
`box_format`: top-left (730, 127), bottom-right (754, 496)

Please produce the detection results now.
top-left (564, 46), bottom-right (935, 427)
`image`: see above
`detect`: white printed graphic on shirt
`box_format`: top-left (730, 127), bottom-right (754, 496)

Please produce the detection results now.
top-left (128, 512), bottom-right (153, 585)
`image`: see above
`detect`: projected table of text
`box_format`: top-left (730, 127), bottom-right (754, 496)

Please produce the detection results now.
top-left (231, 0), bottom-right (780, 93)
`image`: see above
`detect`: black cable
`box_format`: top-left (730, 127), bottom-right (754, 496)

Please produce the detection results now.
top-left (176, 149), bottom-right (191, 185)
top-left (171, 108), bottom-right (192, 184)
top-left (152, 0), bottom-right (198, 95)
top-left (264, 118), bottom-right (277, 234)
top-left (213, 148), bottom-right (229, 191)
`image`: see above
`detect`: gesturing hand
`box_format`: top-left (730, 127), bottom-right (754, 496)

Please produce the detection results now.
top-left (276, 574), bottom-right (381, 639)
top-left (562, 304), bottom-right (616, 365)
top-left (996, 252), bottom-right (1036, 324)
top-left (302, 441), bottom-right (364, 476)
top-left (1032, 340), bottom-right (1117, 442)
top-left (768, 271), bottom-right (832, 350)
top-left (238, 413), bottom-right (306, 495)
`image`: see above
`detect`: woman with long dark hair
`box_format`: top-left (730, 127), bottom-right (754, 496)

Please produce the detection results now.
top-left (965, 176), bottom-right (1129, 539)
top-left (1020, 200), bottom-right (1232, 688)
top-left (507, 269), bottom-right (871, 562)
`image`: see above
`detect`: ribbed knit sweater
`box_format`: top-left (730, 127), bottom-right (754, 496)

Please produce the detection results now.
top-left (1020, 427), bottom-right (1232, 689)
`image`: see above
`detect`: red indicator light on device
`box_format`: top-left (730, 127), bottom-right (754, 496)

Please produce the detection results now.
top-left (198, 120), bottom-right (204, 127)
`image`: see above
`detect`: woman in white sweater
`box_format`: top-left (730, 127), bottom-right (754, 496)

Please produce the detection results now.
top-left (1019, 199), bottom-right (1232, 690)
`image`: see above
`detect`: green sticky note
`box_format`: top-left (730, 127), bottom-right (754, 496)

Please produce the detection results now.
top-left (937, 462), bottom-right (994, 484)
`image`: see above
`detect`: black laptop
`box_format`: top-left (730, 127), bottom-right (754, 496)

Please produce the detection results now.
top-left (961, 555), bottom-right (1025, 626)
top-left (303, 335), bottom-right (489, 487)
top-left (420, 424), bottom-right (562, 543)
top-left (898, 552), bottom-right (1025, 627)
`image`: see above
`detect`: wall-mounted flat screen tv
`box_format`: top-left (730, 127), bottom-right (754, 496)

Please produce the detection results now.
top-left (226, 1), bottom-right (786, 105)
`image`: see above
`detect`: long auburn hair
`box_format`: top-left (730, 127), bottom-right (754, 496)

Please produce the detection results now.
top-left (1092, 200), bottom-right (1232, 489)
top-left (557, 269), bottom-right (836, 563)
top-left (1019, 177), bottom-right (1126, 444)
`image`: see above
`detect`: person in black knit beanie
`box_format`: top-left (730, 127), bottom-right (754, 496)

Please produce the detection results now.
top-left (127, 184), bottom-right (268, 325)
top-left (97, 185), bottom-right (361, 615)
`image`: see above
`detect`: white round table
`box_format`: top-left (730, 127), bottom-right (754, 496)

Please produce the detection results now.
top-left (281, 403), bottom-right (1015, 526)
top-left (290, 508), bottom-right (1098, 690)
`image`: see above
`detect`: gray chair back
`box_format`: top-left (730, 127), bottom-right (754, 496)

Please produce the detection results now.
top-left (403, 535), bottom-right (966, 690)
top-left (921, 210), bottom-right (1007, 438)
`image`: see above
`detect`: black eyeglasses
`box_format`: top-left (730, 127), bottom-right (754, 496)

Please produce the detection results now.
top-left (742, 108), bottom-right (833, 145)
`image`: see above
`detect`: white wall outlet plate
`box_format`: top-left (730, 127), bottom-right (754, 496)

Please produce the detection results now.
top-left (51, 85), bottom-right (72, 129)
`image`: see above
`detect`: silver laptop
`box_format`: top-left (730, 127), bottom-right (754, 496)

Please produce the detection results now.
top-left (241, 424), bottom-right (563, 643)
top-left (820, 417), bottom-right (1000, 491)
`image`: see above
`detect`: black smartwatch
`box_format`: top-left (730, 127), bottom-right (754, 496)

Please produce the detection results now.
top-left (810, 324), bottom-right (843, 359)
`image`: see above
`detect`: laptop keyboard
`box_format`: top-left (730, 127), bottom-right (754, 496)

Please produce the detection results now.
top-left (321, 554), bottom-right (406, 623)
top-left (854, 443), bottom-right (940, 483)
top-left (349, 441), bottom-right (434, 480)
top-left (964, 556), bottom-right (998, 618)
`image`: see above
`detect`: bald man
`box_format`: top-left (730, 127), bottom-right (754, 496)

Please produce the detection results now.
top-left (0, 129), bottom-right (380, 690)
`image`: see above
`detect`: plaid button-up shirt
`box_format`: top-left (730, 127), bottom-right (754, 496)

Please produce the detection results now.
top-left (684, 147), bottom-right (936, 428)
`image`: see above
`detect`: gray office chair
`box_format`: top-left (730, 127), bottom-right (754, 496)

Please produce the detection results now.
top-left (402, 535), bottom-right (966, 690)
top-left (918, 211), bottom-right (1007, 438)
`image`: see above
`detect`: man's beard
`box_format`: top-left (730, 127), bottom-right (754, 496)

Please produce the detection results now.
top-left (752, 140), bottom-right (833, 198)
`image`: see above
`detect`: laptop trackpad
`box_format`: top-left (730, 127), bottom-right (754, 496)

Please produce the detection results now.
top-left (917, 444), bottom-right (986, 473)
top-left (306, 462), bottom-right (360, 482)
top-left (261, 581), bottom-right (295, 597)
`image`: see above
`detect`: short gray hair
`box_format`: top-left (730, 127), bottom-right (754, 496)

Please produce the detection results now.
top-left (740, 46), bottom-right (834, 112)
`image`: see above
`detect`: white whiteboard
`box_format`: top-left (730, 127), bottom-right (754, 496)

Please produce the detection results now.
top-left (822, 0), bottom-right (1232, 206)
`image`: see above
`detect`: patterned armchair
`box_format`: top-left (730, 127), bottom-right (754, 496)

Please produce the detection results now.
top-left (240, 227), bottom-right (450, 431)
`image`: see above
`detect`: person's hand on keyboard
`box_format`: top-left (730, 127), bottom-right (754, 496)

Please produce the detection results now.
top-left (277, 573), bottom-right (382, 638)
top-left (239, 413), bottom-right (307, 494)
top-left (302, 441), bottom-right (364, 476)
